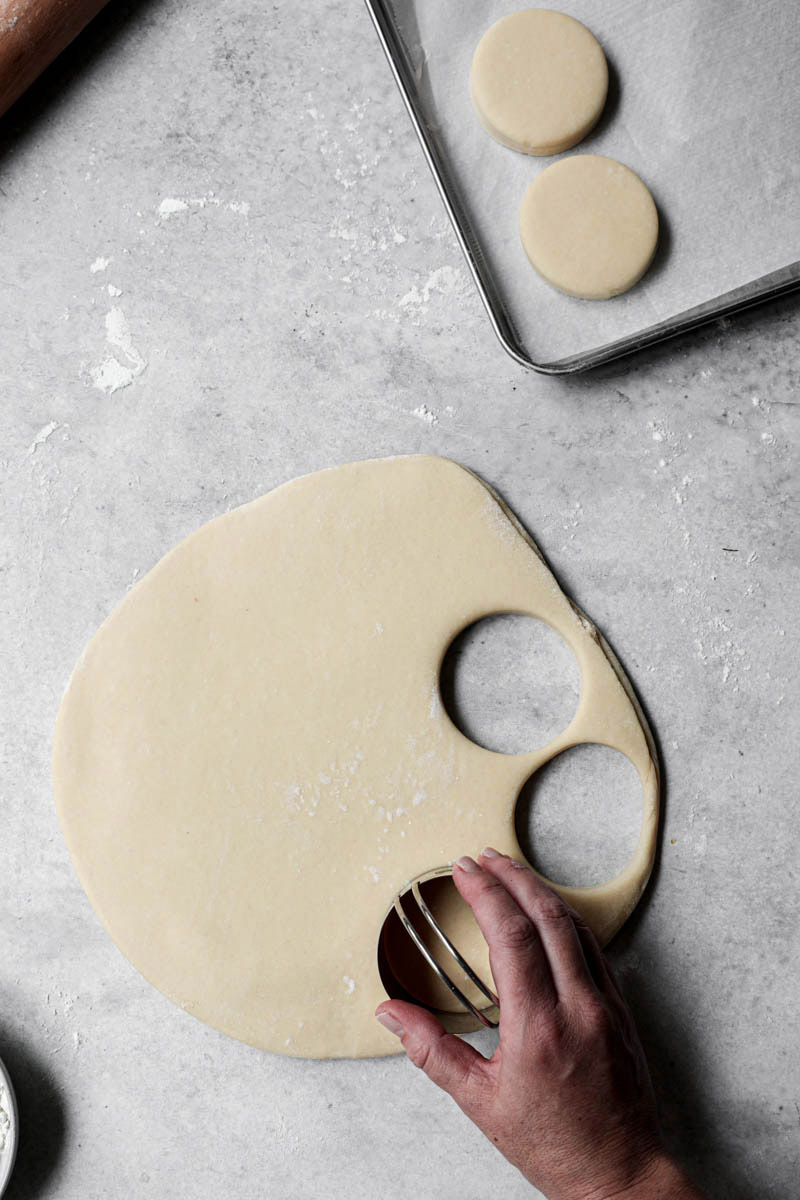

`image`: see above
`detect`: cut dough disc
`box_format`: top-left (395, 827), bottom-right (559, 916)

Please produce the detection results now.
top-left (470, 9), bottom-right (608, 155)
top-left (519, 155), bottom-right (659, 299)
top-left (54, 457), bottom-right (659, 1059)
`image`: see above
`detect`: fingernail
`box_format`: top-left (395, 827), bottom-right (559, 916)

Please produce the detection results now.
top-left (454, 855), bottom-right (481, 873)
top-left (376, 1011), bottom-right (405, 1037)
top-left (480, 846), bottom-right (504, 859)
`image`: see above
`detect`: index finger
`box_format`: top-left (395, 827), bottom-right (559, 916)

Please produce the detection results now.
top-left (452, 855), bottom-right (557, 1021)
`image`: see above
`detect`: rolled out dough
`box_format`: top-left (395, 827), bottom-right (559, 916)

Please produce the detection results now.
top-left (519, 155), bottom-right (659, 299)
top-left (470, 9), bottom-right (608, 156)
top-left (54, 457), bottom-right (659, 1059)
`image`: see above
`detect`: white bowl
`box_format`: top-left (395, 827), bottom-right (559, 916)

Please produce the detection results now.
top-left (0, 1055), bottom-right (18, 1198)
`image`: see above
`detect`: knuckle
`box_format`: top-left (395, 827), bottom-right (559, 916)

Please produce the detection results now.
top-left (476, 873), bottom-right (504, 894)
top-left (581, 995), bottom-right (614, 1037)
top-left (474, 874), bottom-right (510, 908)
top-left (534, 895), bottom-right (572, 924)
top-left (495, 911), bottom-right (537, 950)
top-left (404, 1037), bottom-right (433, 1073)
top-left (518, 1010), bottom-right (563, 1062)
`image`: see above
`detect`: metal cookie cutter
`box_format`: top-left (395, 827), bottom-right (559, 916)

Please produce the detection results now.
top-left (389, 866), bottom-right (499, 1029)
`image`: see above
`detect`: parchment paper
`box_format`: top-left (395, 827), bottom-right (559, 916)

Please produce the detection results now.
top-left (386, 0), bottom-right (800, 363)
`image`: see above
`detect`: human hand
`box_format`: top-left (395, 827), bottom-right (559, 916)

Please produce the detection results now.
top-left (376, 849), bottom-right (703, 1200)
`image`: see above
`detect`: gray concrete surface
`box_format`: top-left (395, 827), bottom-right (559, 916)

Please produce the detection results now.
top-left (1, 1), bottom-right (798, 1197)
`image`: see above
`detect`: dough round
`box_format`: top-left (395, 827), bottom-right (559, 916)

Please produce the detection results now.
top-left (54, 457), bottom-right (659, 1059)
top-left (519, 155), bottom-right (659, 299)
top-left (470, 9), bottom-right (608, 155)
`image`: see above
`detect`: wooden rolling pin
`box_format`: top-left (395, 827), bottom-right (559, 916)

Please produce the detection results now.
top-left (0, 0), bottom-right (110, 119)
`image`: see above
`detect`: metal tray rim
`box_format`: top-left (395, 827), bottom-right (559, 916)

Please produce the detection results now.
top-left (365, 0), bottom-right (800, 374)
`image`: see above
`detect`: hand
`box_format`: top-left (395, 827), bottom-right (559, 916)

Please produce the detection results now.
top-left (376, 849), bottom-right (703, 1200)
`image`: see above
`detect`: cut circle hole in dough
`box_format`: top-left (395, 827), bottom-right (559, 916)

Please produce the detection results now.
top-left (519, 154), bottom-right (659, 299)
top-left (516, 743), bottom-right (643, 887)
top-left (440, 612), bottom-right (580, 755)
top-left (470, 9), bottom-right (609, 156)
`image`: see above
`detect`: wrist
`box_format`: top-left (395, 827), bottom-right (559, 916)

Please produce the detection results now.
top-left (598, 1150), bottom-right (704, 1200)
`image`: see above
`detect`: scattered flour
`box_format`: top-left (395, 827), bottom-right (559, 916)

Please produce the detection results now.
top-left (328, 220), bottom-right (357, 243)
top-left (91, 359), bottom-right (135, 395)
top-left (411, 404), bottom-right (438, 426)
top-left (28, 420), bottom-right (59, 454)
top-left (399, 265), bottom-right (467, 313)
top-left (90, 308), bottom-right (147, 396)
top-left (157, 197), bottom-right (189, 218)
top-left (643, 409), bottom-right (778, 694)
top-left (305, 95), bottom-right (380, 190)
top-left (157, 194), bottom-right (250, 220)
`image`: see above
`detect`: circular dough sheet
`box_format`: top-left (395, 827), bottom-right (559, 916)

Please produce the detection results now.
top-left (54, 457), bottom-right (659, 1059)
top-left (470, 9), bottom-right (608, 155)
top-left (519, 154), bottom-right (659, 299)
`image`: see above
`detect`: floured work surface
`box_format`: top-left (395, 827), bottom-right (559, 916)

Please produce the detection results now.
top-left (54, 457), bottom-right (658, 1058)
top-left (379, 0), bottom-right (800, 364)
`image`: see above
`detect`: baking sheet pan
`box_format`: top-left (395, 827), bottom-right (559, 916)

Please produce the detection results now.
top-left (366, 0), bottom-right (800, 373)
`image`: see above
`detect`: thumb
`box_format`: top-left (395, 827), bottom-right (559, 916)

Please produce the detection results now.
top-left (375, 1000), bottom-right (488, 1108)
